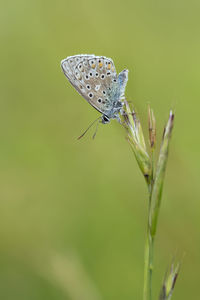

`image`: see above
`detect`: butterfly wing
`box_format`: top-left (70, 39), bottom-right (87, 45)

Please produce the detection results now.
top-left (61, 55), bottom-right (119, 115)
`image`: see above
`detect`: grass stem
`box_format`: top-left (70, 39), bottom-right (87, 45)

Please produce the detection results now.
top-left (123, 103), bottom-right (175, 300)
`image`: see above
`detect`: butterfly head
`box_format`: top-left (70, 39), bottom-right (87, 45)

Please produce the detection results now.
top-left (101, 114), bottom-right (110, 124)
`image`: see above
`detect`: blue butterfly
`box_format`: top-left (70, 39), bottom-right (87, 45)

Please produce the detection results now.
top-left (61, 55), bottom-right (128, 125)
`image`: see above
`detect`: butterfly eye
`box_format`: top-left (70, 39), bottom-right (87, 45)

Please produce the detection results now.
top-left (95, 73), bottom-right (99, 77)
top-left (113, 79), bottom-right (117, 82)
top-left (85, 75), bottom-right (89, 80)
top-left (97, 98), bottom-right (102, 103)
top-left (101, 74), bottom-right (105, 79)
top-left (103, 91), bottom-right (106, 95)
top-left (107, 72), bottom-right (111, 76)
top-left (88, 93), bottom-right (93, 98)
top-left (102, 115), bottom-right (110, 123)
top-left (89, 72), bottom-right (93, 77)
top-left (86, 85), bottom-right (91, 90)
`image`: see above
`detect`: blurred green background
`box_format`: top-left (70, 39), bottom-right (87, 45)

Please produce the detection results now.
top-left (1, 0), bottom-right (200, 299)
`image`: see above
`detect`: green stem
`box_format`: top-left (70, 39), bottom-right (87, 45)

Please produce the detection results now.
top-left (143, 187), bottom-right (153, 300)
top-left (149, 233), bottom-right (154, 300)
top-left (143, 112), bottom-right (174, 300)
top-left (143, 229), bottom-right (149, 300)
top-left (143, 150), bottom-right (155, 300)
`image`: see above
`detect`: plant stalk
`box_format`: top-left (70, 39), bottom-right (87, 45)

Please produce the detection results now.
top-left (143, 176), bottom-right (154, 300)
top-left (123, 103), bottom-right (175, 300)
top-left (143, 111), bottom-right (174, 300)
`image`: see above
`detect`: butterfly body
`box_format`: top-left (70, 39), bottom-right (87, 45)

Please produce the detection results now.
top-left (61, 55), bottom-right (128, 123)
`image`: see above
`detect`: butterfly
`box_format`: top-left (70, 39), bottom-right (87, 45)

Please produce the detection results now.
top-left (61, 55), bottom-right (128, 125)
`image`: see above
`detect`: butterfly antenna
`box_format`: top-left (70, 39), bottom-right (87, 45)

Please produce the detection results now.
top-left (92, 119), bottom-right (100, 139)
top-left (77, 117), bottom-right (101, 140)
